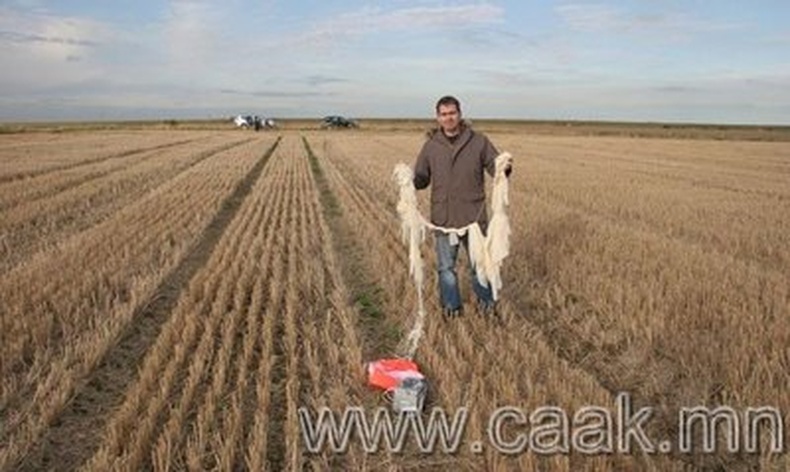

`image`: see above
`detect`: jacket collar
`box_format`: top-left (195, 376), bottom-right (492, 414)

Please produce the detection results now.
top-left (430, 121), bottom-right (472, 147)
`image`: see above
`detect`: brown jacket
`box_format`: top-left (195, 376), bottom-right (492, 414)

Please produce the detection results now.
top-left (413, 123), bottom-right (498, 228)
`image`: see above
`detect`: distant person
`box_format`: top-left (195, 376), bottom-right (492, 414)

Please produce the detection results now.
top-left (412, 95), bottom-right (511, 318)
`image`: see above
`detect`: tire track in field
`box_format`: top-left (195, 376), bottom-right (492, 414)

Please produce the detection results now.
top-left (21, 137), bottom-right (281, 471)
top-left (262, 168), bottom-right (294, 472)
top-left (0, 136), bottom-right (202, 184)
top-left (302, 137), bottom-right (408, 470)
top-left (302, 137), bottom-right (400, 360)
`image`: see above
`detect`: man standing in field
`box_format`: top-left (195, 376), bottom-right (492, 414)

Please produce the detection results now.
top-left (412, 95), bottom-right (511, 318)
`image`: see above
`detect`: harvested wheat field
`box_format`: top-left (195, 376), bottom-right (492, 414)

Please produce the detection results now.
top-left (0, 124), bottom-right (788, 471)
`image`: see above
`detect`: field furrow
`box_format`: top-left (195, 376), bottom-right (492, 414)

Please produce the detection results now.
top-left (0, 135), bottom-right (214, 210)
top-left (0, 135), bottom-right (279, 471)
top-left (82, 138), bottom-right (284, 471)
top-left (0, 133), bottom-right (204, 182)
top-left (0, 136), bottom-right (255, 274)
top-left (76, 135), bottom-right (362, 471)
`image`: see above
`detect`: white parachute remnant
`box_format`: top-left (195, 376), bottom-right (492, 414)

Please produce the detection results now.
top-left (392, 152), bottom-right (513, 358)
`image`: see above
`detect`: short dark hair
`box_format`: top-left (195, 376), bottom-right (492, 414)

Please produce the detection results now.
top-left (435, 95), bottom-right (461, 113)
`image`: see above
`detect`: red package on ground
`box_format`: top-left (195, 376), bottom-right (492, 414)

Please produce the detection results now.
top-left (366, 358), bottom-right (424, 392)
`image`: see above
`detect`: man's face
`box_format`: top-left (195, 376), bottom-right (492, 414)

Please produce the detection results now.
top-left (436, 104), bottom-right (461, 136)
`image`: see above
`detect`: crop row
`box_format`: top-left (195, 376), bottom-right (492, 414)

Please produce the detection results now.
top-left (0, 131), bottom-right (206, 181)
top-left (0, 135), bottom-right (277, 470)
top-left (0, 135), bottom-right (252, 274)
top-left (82, 135), bottom-right (367, 470)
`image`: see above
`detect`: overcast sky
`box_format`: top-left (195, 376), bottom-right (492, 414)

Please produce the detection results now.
top-left (1, 0), bottom-right (788, 124)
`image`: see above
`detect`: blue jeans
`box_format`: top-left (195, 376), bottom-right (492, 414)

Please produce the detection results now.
top-left (435, 231), bottom-right (494, 311)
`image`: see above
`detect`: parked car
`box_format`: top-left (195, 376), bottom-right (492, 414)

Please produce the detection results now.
top-left (321, 115), bottom-right (358, 129)
top-left (233, 115), bottom-right (276, 130)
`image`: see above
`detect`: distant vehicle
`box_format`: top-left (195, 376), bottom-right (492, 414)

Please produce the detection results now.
top-left (321, 115), bottom-right (358, 129)
top-left (233, 115), bottom-right (276, 130)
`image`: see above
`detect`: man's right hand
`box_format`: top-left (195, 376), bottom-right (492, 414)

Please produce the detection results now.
top-left (413, 173), bottom-right (430, 189)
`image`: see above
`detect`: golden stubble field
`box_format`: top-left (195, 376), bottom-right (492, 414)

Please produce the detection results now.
top-left (0, 124), bottom-right (788, 471)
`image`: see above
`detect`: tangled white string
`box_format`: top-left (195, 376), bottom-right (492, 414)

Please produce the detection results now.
top-left (392, 152), bottom-right (513, 359)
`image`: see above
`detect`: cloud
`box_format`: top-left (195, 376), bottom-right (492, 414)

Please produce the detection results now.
top-left (651, 85), bottom-right (698, 94)
top-left (474, 69), bottom-right (559, 88)
top-left (762, 31), bottom-right (790, 45)
top-left (304, 75), bottom-right (349, 86)
top-left (555, 4), bottom-right (623, 32)
top-left (0, 30), bottom-right (98, 47)
top-left (0, 7), bottom-right (112, 91)
top-left (162, 0), bottom-right (227, 65)
top-left (487, 73), bottom-right (546, 92)
top-left (555, 3), bottom-right (746, 39)
top-left (286, 3), bottom-right (504, 49)
top-left (352, 3), bottom-right (503, 30)
top-left (0, 7), bottom-right (108, 60)
top-left (219, 88), bottom-right (332, 98)
top-left (449, 27), bottom-right (536, 53)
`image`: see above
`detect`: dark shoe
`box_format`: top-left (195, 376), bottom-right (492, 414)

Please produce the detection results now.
top-left (477, 301), bottom-right (498, 318)
top-left (443, 307), bottom-right (462, 319)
